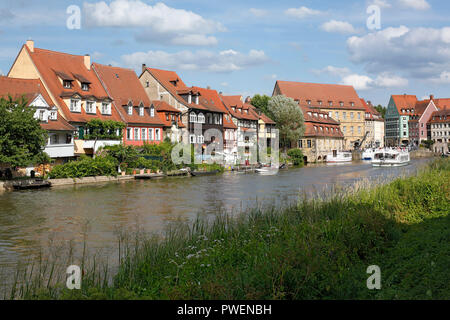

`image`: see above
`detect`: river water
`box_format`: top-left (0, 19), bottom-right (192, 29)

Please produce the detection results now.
top-left (0, 158), bottom-right (433, 290)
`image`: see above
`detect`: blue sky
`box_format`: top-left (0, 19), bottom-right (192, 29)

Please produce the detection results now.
top-left (0, 0), bottom-right (449, 105)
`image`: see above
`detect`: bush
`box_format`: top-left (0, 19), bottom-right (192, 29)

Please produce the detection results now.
top-left (49, 155), bottom-right (118, 179)
top-left (287, 148), bottom-right (304, 166)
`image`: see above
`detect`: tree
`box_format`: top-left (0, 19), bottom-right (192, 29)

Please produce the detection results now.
top-left (268, 95), bottom-right (305, 153)
top-left (374, 105), bottom-right (387, 119)
top-left (287, 148), bottom-right (304, 166)
top-left (0, 96), bottom-right (49, 169)
top-left (250, 94), bottom-right (272, 119)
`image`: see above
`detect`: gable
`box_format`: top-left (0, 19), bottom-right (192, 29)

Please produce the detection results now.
top-left (30, 94), bottom-right (49, 108)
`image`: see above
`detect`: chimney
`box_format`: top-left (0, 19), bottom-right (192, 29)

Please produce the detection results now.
top-left (430, 94), bottom-right (434, 100)
top-left (142, 64), bottom-right (147, 73)
top-left (26, 39), bottom-right (34, 53)
top-left (207, 85), bottom-right (211, 90)
top-left (84, 54), bottom-right (91, 70)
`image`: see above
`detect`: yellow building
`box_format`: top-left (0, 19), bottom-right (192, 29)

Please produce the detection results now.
top-left (273, 80), bottom-right (366, 150)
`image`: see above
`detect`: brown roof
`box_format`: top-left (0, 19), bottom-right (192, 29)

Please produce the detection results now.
top-left (93, 63), bottom-right (163, 126)
top-left (23, 46), bottom-right (122, 124)
top-left (0, 76), bottom-right (75, 131)
top-left (429, 109), bottom-right (450, 123)
top-left (275, 80), bottom-right (365, 110)
top-left (153, 100), bottom-right (181, 113)
top-left (143, 67), bottom-right (208, 111)
top-left (220, 95), bottom-right (260, 121)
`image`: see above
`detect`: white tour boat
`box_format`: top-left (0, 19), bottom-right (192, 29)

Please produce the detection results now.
top-left (362, 148), bottom-right (375, 160)
top-left (326, 151), bottom-right (352, 163)
top-left (371, 148), bottom-right (410, 167)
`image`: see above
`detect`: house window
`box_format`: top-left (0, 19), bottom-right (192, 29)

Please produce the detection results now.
top-left (102, 102), bottom-right (111, 115)
top-left (335, 112), bottom-right (339, 120)
top-left (149, 129), bottom-right (154, 141)
top-left (198, 113), bottom-right (205, 123)
top-left (146, 81), bottom-right (150, 88)
top-left (63, 80), bottom-right (72, 89)
top-left (307, 140), bottom-right (312, 148)
top-left (343, 126), bottom-right (347, 133)
top-left (134, 128), bottom-right (140, 141)
top-left (141, 128), bottom-right (147, 140)
top-left (190, 112), bottom-right (197, 123)
top-left (358, 127), bottom-right (361, 134)
top-left (307, 100), bottom-right (311, 105)
top-left (340, 102), bottom-right (344, 107)
top-left (38, 110), bottom-right (45, 121)
top-left (86, 101), bottom-right (95, 114)
top-left (128, 103), bottom-right (133, 115)
top-left (351, 102), bottom-right (355, 107)
top-left (343, 112), bottom-right (347, 120)
top-left (329, 101), bottom-right (333, 107)
top-left (166, 113), bottom-right (169, 121)
top-left (350, 112), bottom-right (354, 119)
top-left (51, 134), bottom-right (59, 145)
top-left (357, 112), bottom-right (361, 120)
top-left (139, 106), bottom-right (144, 116)
top-left (190, 134), bottom-right (196, 144)
top-left (50, 111), bottom-right (57, 120)
top-left (197, 135), bottom-right (204, 144)
top-left (150, 106), bottom-right (155, 117)
top-left (127, 128), bottom-right (132, 140)
top-left (155, 129), bottom-right (160, 140)
top-left (81, 83), bottom-right (89, 91)
top-left (70, 99), bottom-right (81, 112)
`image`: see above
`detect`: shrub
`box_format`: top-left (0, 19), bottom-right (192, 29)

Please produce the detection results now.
top-left (49, 155), bottom-right (118, 179)
top-left (287, 148), bottom-right (304, 166)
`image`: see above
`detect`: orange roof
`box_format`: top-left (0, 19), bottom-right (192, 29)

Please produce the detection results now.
top-left (220, 95), bottom-right (260, 121)
top-left (391, 94), bottom-right (418, 114)
top-left (361, 98), bottom-right (383, 121)
top-left (0, 76), bottom-right (74, 131)
top-left (275, 80), bottom-right (365, 110)
top-left (433, 99), bottom-right (450, 110)
top-left (429, 108), bottom-right (450, 123)
top-left (93, 63), bottom-right (163, 126)
top-left (153, 100), bottom-right (181, 113)
top-left (23, 46), bottom-right (122, 124)
top-left (143, 67), bottom-right (208, 111)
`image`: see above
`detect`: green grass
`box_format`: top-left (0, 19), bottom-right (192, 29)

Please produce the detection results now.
top-left (9, 159), bottom-right (450, 300)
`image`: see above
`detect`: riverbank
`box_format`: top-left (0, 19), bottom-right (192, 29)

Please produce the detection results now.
top-left (8, 158), bottom-right (448, 300)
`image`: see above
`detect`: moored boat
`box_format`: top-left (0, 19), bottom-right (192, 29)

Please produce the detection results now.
top-left (326, 151), bottom-right (352, 163)
top-left (362, 148), bottom-right (375, 160)
top-left (12, 179), bottom-right (51, 190)
top-left (371, 148), bottom-right (410, 167)
top-left (190, 170), bottom-right (219, 177)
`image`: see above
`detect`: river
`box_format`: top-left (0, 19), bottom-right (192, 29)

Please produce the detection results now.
top-left (0, 158), bottom-right (433, 290)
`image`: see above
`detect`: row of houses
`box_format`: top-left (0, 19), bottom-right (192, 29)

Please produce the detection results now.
top-left (1, 40), bottom-right (276, 166)
top-left (386, 94), bottom-right (450, 153)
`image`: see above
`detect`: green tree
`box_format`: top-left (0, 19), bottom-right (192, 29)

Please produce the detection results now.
top-left (250, 94), bottom-right (272, 119)
top-left (287, 148), bottom-right (304, 166)
top-left (0, 96), bottom-right (49, 168)
top-left (268, 95), bottom-right (305, 153)
top-left (374, 105), bottom-right (387, 119)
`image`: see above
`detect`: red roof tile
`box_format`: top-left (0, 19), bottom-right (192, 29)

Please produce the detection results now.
top-left (93, 63), bottom-right (164, 126)
top-left (24, 46), bottom-right (122, 124)
top-left (429, 108), bottom-right (450, 123)
top-left (275, 80), bottom-right (365, 110)
top-left (220, 95), bottom-right (260, 121)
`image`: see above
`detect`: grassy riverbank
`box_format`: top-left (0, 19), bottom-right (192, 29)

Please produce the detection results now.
top-left (11, 159), bottom-right (450, 300)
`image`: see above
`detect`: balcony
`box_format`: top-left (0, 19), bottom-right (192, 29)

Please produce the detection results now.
top-left (44, 144), bottom-right (74, 158)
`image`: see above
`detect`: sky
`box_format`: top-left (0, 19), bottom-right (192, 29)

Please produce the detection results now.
top-left (0, 0), bottom-right (449, 106)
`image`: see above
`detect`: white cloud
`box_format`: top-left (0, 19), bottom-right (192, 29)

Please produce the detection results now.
top-left (431, 71), bottom-right (450, 84)
top-left (341, 74), bottom-right (374, 90)
top-left (347, 26), bottom-right (450, 80)
top-left (220, 82), bottom-right (229, 87)
top-left (313, 66), bottom-right (351, 77)
top-left (285, 6), bottom-right (323, 19)
top-left (371, 0), bottom-right (392, 8)
top-left (83, 1), bottom-right (224, 46)
top-left (122, 49), bottom-right (269, 73)
top-left (249, 8), bottom-right (268, 17)
top-left (321, 20), bottom-right (359, 35)
top-left (398, 0), bottom-right (430, 10)
top-left (374, 73), bottom-right (409, 87)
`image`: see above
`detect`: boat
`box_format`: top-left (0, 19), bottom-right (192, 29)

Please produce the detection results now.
top-left (12, 179), bottom-right (51, 190)
top-left (326, 151), bottom-right (352, 163)
top-left (371, 148), bottom-right (410, 167)
top-left (190, 170), bottom-right (219, 177)
top-left (362, 148), bottom-right (375, 160)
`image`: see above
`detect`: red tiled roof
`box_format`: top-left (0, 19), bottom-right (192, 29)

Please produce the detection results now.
top-left (93, 63), bottom-right (163, 126)
top-left (246, 104), bottom-right (276, 125)
top-left (0, 76), bottom-right (75, 131)
top-left (144, 67), bottom-right (208, 111)
top-left (391, 94), bottom-right (418, 114)
top-left (433, 99), bottom-right (450, 110)
top-left (220, 95), bottom-right (260, 121)
top-left (275, 80), bottom-right (365, 110)
top-left (153, 100), bottom-right (181, 113)
top-left (361, 98), bottom-right (383, 121)
top-left (24, 46), bottom-right (122, 124)
top-left (429, 108), bottom-right (450, 123)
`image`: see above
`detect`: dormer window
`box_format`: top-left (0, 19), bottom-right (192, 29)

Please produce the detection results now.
top-left (70, 99), bottom-right (81, 112)
top-left (198, 113), bottom-right (205, 123)
top-left (127, 102), bottom-right (133, 115)
top-left (340, 101), bottom-right (344, 107)
top-left (150, 106), bottom-right (155, 117)
top-left (307, 100), bottom-right (311, 105)
top-left (102, 102), bottom-right (111, 115)
top-left (318, 101), bottom-right (322, 106)
top-left (49, 110), bottom-right (57, 120)
top-left (63, 80), bottom-right (72, 89)
top-left (166, 113), bottom-right (169, 121)
top-left (81, 83), bottom-right (89, 91)
top-left (307, 112), bottom-right (312, 117)
top-left (139, 104), bottom-right (144, 116)
top-left (329, 101), bottom-right (333, 107)
top-left (232, 107), bottom-right (236, 112)
top-left (195, 95), bottom-right (199, 105)
top-left (350, 102), bottom-right (355, 107)
top-left (170, 79), bottom-right (178, 87)
top-left (86, 101), bottom-right (96, 114)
